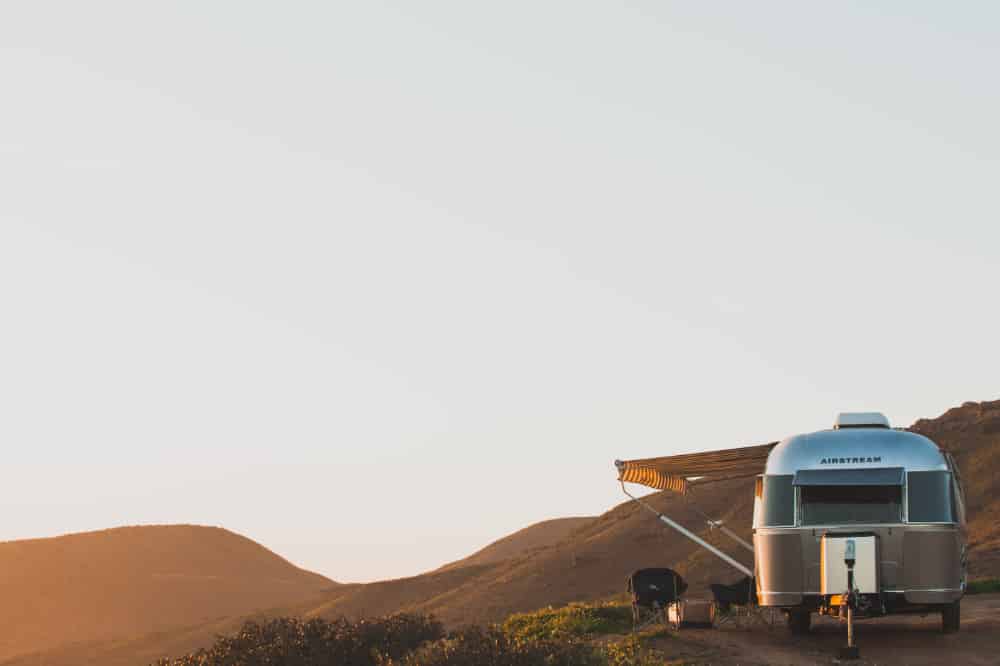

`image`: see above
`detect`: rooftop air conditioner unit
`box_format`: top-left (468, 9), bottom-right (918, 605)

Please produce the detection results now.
top-left (834, 412), bottom-right (891, 430)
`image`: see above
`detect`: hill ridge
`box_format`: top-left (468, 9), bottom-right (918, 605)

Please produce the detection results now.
top-left (0, 523), bottom-right (334, 664)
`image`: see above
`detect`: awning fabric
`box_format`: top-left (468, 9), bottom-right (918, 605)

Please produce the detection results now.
top-left (793, 467), bottom-right (905, 487)
top-left (616, 442), bottom-right (777, 494)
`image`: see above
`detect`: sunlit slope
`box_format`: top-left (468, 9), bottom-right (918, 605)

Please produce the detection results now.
top-left (436, 517), bottom-right (594, 572)
top-left (0, 525), bottom-right (333, 662)
top-left (299, 475), bottom-right (756, 627)
top-left (0, 518), bottom-right (597, 666)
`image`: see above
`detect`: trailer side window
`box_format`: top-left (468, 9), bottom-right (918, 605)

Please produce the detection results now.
top-left (761, 475), bottom-right (794, 526)
top-left (907, 471), bottom-right (955, 523)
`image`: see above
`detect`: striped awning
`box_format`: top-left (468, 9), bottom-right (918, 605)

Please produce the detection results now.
top-left (616, 442), bottom-right (777, 494)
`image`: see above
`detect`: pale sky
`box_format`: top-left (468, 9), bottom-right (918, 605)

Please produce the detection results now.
top-left (1, 2), bottom-right (997, 582)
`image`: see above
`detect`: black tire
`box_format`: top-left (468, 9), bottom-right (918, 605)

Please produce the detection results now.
top-left (942, 600), bottom-right (961, 633)
top-left (787, 609), bottom-right (811, 634)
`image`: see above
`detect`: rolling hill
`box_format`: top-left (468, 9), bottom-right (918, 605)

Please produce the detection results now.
top-left (5, 398), bottom-right (1000, 666)
top-left (294, 475), bottom-right (757, 626)
top-left (0, 518), bottom-right (595, 666)
top-left (435, 516), bottom-right (594, 572)
top-left (0, 525), bottom-right (334, 664)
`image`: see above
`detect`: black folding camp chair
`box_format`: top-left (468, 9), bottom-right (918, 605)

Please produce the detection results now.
top-left (627, 568), bottom-right (687, 631)
top-left (709, 576), bottom-right (775, 628)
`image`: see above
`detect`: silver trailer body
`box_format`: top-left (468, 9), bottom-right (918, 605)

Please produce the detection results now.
top-left (754, 424), bottom-right (967, 616)
top-left (616, 412), bottom-right (968, 632)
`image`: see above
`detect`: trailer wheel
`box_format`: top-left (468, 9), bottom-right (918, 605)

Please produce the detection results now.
top-left (942, 600), bottom-right (961, 633)
top-left (786, 609), bottom-right (811, 634)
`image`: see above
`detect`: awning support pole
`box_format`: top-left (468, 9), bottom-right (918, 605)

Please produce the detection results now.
top-left (684, 498), bottom-right (754, 553)
top-left (620, 481), bottom-right (754, 579)
top-left (711, 523), bottom-right (754, 554)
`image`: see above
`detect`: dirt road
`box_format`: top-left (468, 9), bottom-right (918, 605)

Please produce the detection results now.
top-left (647, 593), bottom-right (1000, 665)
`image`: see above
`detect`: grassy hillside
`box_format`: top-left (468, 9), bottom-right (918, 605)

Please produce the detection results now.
top-left (0, 519), bottom-right (596, 666)
top-left (436, 517), bottom-right (594, 572)
top-left (284, 476), bottom-right (759, 628)
top-left (0, 525), bottom-right (334, 663)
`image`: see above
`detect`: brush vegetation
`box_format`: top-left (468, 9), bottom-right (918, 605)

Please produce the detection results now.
top-left (155, 602), bottom-right (661, 665)
top-left (152, 614), bottom-right (445, 666)
top-left (502, 602), bottom-right (634, 641)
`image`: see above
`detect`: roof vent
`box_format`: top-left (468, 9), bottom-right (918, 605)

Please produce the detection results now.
top-left (834, 412), bottom-right (890, 430)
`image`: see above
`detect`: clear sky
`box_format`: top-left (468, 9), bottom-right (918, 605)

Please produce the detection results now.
top-left (1, 2), bottom-right (997, 582)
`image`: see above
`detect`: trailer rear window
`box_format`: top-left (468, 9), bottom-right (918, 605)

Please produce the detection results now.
top-left (800, 485), bottom-right (902, 525)
top-left (907, 471), bottom-right (955, 523)
top-left (761, 475), bottom-right (794, 526)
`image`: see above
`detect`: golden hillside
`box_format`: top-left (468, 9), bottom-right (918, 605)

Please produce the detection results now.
top-left (436, 516), bottom-right (594, 572)
top-left (0, 525), bottom-right (333, 663)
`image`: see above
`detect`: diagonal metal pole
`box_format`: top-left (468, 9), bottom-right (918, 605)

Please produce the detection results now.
top-left (620, 481), bottom-right (754, 578)
top-left (684, 494), bottom-right (754, 553)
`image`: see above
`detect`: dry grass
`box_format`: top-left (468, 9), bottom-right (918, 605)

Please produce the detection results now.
top-left (0, 525), bottom-right (333, 663)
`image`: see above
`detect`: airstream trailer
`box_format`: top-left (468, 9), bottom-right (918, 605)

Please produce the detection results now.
top-left (616, 412), bottom-right (967, 635)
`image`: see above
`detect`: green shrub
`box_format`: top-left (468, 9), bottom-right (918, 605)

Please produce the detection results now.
top-left (385, 625), bottom-right (603, 666)
top-left (600, 635), bottom-right (662, 666)
top-left (155, 604), bottom-right (663, 666)
top-left (966, 578), bottom-right (1000, 594)
top-left (153, 614), bottom-right (444, 666)
top-left (502, 602), bottom-right (633, 641)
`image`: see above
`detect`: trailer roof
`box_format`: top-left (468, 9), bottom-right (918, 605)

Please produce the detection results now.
top-left (766, 428), bottom-right (947, 475)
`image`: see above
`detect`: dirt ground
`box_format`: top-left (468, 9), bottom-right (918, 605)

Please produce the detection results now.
top-left (644, 593), bottom-right (1000, 665)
